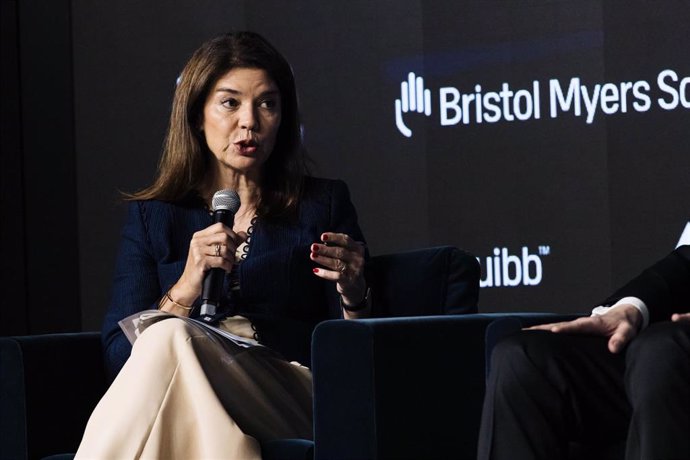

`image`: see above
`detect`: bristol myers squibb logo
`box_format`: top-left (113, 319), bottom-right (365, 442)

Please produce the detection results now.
top-left (395, 72), bottom-right (431, 138)
top-left (478, 246), bottom-right (549, 288)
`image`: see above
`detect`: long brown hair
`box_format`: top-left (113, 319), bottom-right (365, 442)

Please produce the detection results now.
top-left (128, 31), bottom-right (309, 220)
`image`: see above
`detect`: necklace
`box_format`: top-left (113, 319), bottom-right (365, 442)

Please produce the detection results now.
top-left (235, 216), bottom-right (256, 263)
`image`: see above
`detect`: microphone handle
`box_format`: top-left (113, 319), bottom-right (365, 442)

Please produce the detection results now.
top-left (200, 209), bottom-right (235, 321)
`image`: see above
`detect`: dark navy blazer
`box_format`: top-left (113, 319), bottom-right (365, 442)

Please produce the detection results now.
top-left (603, 244), bottom-right (690, 323)
top-left (102, 177), bottom-right (366, 379)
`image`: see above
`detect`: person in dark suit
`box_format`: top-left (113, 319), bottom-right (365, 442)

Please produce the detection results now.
top-left (76, 31), bottom-right (370, 459)
top-left (478, 245), bottom-right (690, 460)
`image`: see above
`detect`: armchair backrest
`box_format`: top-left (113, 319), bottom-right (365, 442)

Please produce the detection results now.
top-left (368, 245), bottom-right (479, 317)
top-left (0, 333), bottom-right (106, 460)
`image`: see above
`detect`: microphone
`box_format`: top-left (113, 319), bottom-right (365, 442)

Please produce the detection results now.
top-left (199, 189), bottom-right (241, 322)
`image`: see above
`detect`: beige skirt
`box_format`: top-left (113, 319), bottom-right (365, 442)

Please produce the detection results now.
top-left (75, 316), bottom-right (313, 460)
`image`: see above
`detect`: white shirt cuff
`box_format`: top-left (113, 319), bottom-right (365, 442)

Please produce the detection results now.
top-left (591, 296), bottom-right (650, 330)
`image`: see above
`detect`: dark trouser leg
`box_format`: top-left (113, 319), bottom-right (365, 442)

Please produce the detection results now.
top-left (477, 330), bottom-right (631, 460)
top-left (624, 321), bottom-right (690, 460)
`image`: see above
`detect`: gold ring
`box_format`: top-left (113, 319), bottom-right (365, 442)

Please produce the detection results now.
top-left (214, 243), bottom-right (221, 257)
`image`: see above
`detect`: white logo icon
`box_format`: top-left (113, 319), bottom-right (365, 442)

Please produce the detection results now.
top-left (395, 72), bottom-right (432, 138)
top-left (677, 221), bottom-right (690, 248)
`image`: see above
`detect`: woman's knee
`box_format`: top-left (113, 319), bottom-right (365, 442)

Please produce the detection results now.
top-left (134, 318), bottom-right (197, 352)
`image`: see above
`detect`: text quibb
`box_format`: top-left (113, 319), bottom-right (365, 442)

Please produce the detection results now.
top-left (479, 247), bottom-right (544, 288)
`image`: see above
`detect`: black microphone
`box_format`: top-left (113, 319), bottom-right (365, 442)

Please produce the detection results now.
top-left (200, 189), bottom-right (241, 322)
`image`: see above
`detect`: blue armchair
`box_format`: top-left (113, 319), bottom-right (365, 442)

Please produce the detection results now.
top-left (0, 332), bottom-right (106, 460)
top-left (1, 245), bottom-right (493, 460)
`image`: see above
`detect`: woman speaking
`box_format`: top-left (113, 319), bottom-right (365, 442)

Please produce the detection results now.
top-left (76, 31), bottom-right (369, 459)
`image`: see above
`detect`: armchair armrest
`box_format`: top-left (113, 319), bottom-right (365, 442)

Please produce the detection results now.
top-left (0, 333), bottom-right (107, 460)
top-left (311, 315), bottom-right (499, 460)
top-left (311, 312), bottom-right (585, 460)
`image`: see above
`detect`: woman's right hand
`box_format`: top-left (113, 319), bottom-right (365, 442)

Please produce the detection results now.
top-left (163, 223), bottom-right (247, 314)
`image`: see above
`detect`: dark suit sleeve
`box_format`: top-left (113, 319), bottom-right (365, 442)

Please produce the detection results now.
top-left (602, 245), bottom-right (690, 323)
top-left (101, 201), bottom-right (161, 380)
top-left (326, 180), bottom-right (369, 318)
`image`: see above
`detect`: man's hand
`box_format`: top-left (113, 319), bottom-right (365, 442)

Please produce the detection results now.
top-left (527, 304), bottom-right (643, 354)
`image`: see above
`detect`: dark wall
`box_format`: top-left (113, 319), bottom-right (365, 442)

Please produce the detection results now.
top-left (1, 0), bottom-right (80, 335)
top-left (3, 1), bottom-right (688, 334)
top-left (71, 0), bottom-right (247, 332)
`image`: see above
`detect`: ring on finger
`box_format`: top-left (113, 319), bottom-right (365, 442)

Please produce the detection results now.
top-left (339, 261), bottom-right (347, 274)
top-left (214, 243), bottom-right (221, 257)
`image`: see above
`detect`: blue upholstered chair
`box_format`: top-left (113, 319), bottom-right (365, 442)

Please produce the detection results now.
top-left (2, 245), bottom-right (489, 460)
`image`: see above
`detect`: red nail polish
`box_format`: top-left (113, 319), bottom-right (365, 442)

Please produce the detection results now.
top-left (313, 268), bottom-right (319, 273)
top-left (312, 244), bottom-right (319, 252)
top-left (322, 234), bottom-right (329, 241)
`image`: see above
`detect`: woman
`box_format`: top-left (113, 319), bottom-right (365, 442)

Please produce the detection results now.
top-left (76, 31), bottom-right (369, 459)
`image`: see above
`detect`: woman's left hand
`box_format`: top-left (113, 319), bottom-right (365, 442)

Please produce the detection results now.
top-left (310, 232), bottom-right (367, 307)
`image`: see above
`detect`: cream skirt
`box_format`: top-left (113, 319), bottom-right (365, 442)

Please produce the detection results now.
top-left (75, 316), bottom-right (313, 460)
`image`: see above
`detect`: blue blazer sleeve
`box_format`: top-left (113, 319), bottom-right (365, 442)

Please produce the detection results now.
top-left (323, 179), bottom-right (369, 319)
top-left (101, 202), bottom-right (161, 379)
top-left (101, 178), bottom-right (368, 378)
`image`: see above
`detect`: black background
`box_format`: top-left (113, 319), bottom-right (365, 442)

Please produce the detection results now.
top-left (2, 1), bottom-right (688, 334)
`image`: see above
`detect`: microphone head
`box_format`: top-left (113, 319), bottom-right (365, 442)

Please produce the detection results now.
top-left (211, 189), bottom-right (240, 213)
